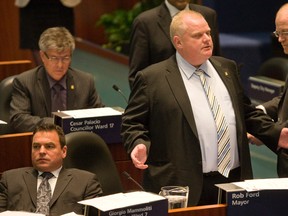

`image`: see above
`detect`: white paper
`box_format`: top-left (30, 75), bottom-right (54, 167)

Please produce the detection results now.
top-left (78, 191), bottom-right (166, 212)
top-left (0, 211), bottom-right (44, 216)
top-left (60, 213), bottom-right (83, 216)
top-left (233, 178), bottom-right (288, 192)
top-left (62, 107), bottom-right (122, 119)
top-left (0, 120), bottom-right (7, 124)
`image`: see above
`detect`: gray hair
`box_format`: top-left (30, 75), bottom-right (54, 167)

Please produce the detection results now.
top-left (38, 27), bottom-right (75, 52)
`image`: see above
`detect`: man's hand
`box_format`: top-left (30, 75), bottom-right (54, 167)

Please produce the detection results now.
top-left (247, 133), bottom-right (264, 146)
top-left (130, 144), bottom-right (148, 169)
top-left (278, 128), bottom-right (288, 149)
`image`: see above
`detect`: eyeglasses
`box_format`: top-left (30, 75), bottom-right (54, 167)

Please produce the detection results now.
top-left (273, 31), bottom-right (288, 38)
top-left (44, 52), bottom-right (71, 64)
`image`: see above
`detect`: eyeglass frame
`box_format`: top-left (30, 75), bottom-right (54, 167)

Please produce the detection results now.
top-left (273, 30), bottom-right (288, 38)
top-left (43, 52), bottom-right (72, 64)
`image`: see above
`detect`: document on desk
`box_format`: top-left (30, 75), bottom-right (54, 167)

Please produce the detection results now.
top-left (0, 211), bottom-right (44, 215)
top-left (0, 120), bottom-right (7, 124)
top-left (62, 107), bottom-right (122, 119)
top-left (78, 191), bottom-right (166, 212)
top-left (233, 178), bottom-right (288, 192)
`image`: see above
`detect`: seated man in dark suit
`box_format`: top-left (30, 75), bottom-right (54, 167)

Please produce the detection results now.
top-left (0, 123), bottom-right (102, 215)
top-left (128, 0), bottom-right (220, 88)
top-left (10, 26), bottom-right (104, 133)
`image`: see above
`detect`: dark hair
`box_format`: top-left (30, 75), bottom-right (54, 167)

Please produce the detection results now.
top-left (33, 123), bottom-right (66, 148)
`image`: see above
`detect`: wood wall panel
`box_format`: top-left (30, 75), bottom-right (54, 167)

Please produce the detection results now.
top-left (0, 0), bottom-right (138, 73)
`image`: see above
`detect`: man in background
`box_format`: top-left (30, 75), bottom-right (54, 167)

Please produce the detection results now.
top-left (10, 27), bottom-right (104, 133)
top-left (128, 0), bottom-right (220, 88)
top-left (249, 3), bottom-right (288, 177)
top-left (15, 0), bottom-right (81, 65)
top-left (122, 10), bottom-right (288, 206)
top-left (0, 123), bottom-right (102, 215)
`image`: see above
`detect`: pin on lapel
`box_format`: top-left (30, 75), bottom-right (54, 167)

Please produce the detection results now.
top-left (70, 85), bottom-right (74, 90)
top-left (225, 71), bottom-right (229, 76)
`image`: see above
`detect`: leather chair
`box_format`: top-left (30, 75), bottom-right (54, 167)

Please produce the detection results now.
top-left (258, 57), bottom-right (288, 81)
top-left (0, 75), bottom-right (17, 135)
top-left (64, 131), bottom-right (124, 196)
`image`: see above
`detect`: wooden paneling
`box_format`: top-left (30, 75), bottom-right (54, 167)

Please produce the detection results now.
top-left (169, 204), bottom-right (227, 216)
top-left (0, 60), bottom-right (32, 81)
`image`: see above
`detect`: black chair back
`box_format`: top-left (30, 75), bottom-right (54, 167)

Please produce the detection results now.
top-left (258, 57), bottom-right (288, 81)
top-left (0, 75), bottom-right (17, 135)
top-left (64, 131), bottom-right (123, 196)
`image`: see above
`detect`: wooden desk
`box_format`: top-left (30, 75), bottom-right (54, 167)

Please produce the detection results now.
top-left (0, 60), bottom-right (33, 81)
top-left (0, 132), bottom-right (143, 192)
top-left (169, 204), bottom-right (227, 216)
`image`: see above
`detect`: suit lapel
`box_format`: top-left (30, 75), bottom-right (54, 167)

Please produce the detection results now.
top-left (50, 168), bottom-right (72, 207)
top-left (165, 57), bottom-right (199, 137)
top-left (157, 3), bottom-right (172, 42)
top-left (23, 169), bottom-right (38, 208)
top-left (66, 69), bottom-right (76, 110)
top-left (37, 67), bottom-right (52, 116)
top-left (209, 57), bottom-right (243, 137)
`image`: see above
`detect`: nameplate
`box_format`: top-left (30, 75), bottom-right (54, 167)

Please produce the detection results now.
top-left (216, 179), bottom-right (288, 216)
top-left (247, 75), bottom-right (285, 103)
top-left (79, 191), bottom-right (168, 216)
top-left (53, 107), bottom-right (123, 144)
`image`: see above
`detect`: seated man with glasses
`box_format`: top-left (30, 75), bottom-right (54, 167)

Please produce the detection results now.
top-left (10, 27), bottom-right (104, 133)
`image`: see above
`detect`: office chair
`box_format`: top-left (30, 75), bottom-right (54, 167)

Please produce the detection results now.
top-left (64, 131), bottom-right (124, 196)
top-left (258, 57), bottom-right (288, 81)
top-left (0, 75), bottom-right (17, 135)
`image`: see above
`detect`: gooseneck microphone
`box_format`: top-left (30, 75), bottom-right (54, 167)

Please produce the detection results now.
top-left (122, 171), bottom-right (145, 191)
top-left (112, 84), bottom-right (128, 104)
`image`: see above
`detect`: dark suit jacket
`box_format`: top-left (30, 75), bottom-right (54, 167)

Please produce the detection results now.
top-left (262, 86), bottom-right (288, 177)
top-left (122, 55), bottom-right (282, 206)
top-left (128, 2), bottom-right (220, 88)
top-left (0, 167), bottom-right (102, 215)
top-left (10, 65), bottom-right (104, 132)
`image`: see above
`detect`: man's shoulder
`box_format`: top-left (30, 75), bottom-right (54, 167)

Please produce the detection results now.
top-left (68, 67), bottom-right (93, 80)
top-left (64, 168), bottom-right (96, 177)
top-left (135, 4), bottom-right (164, 21)
top-left (16, 66), bottom-right (42, 80)
top-left (2, 167), bottom-right (34, 176)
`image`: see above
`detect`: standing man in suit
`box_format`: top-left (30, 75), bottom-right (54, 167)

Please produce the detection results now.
top-left (248, 3), bottom-right (288, 177)
top-left (121, 10), bottom-right (288, 206)
top-left (0, 123), bottom-right (102, 215)
top-left (128, 0), bottom-right (220, 88)
top-left (10, 26), bottom-right (104, 133)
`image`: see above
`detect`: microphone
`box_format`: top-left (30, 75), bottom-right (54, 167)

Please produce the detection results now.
top-left (122, 171), bottom-right (145, 191)
top-left (112, 84), bottom-right (128, 104)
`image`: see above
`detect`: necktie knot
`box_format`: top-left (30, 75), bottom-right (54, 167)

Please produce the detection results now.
top-left (53, 83), bottom-right (63, 92)
top-left (194, 68), bottom-right (204, 76)
top-left (41, 172), bottom-right (54, 180)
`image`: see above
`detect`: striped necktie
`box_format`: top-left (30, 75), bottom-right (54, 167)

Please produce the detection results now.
top-left (195, 69), bottom-right (231, 177)
top-left (36, 172), bottom-right (54, 215)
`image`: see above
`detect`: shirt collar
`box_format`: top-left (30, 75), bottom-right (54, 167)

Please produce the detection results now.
top-left (176, 52), bottom-right (210, 79)
top-left (165, 0), bottom-right (190, 17)
top-left (47, 73), bottom-right (67, 90)
top-left (38, 166), bottom-right (62, 178)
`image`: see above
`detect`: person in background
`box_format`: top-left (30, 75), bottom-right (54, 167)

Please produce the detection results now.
top-left (128, 0), bottom-right (220, 88)
top-left (15, 0), bottom-right (81, 65)
top-left (0, 123), bottom-right (102, 215)
top-left (248, 3), bottom-right (288, 177)
top-left (10, 27), bottom-right (104, 133)
top-left (121, 10), bottom-right (288, 206)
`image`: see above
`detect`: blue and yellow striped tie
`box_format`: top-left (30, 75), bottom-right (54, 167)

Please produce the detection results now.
top-left (195, 69), bottom-right (231, 177)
